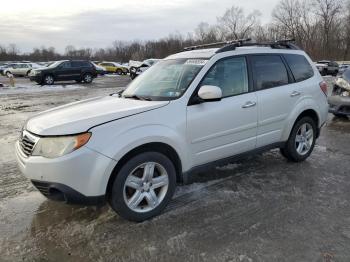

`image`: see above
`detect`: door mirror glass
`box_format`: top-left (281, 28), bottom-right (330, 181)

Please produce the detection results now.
top-left (198, 85), bottom-right (222, 101)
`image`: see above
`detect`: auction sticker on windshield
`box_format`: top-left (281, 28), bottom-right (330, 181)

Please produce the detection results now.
top-left (185, 59), bottom-right (208, 66)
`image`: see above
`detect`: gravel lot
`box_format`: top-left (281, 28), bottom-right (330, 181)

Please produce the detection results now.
top-left (0, 75), bottom-right (350, 262)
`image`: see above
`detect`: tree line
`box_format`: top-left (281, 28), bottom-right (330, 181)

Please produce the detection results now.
top-left (1, 0), bottom-right (349, 63)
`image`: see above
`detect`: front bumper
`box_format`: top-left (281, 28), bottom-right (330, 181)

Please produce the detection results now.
top-left (29, 74), bottom-right (43, 83)
top-left (15, 141), bottom-right (116, 205)
top-left (328, 95), bottom-right (350, 115)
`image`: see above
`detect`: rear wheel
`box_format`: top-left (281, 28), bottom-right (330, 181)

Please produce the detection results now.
top-left (280, 116), bottom-right (316, 162)
top-left (83, 73), bottom-right (93, 83)
top-left (109, 152), bottom-right (176, 222)
top-left (116, 69), bottom-right (122, 75)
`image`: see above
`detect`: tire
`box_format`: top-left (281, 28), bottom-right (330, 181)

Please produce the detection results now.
top-left (109, 152), bottom-right (177, 222)
top-left (26, 70), bottom-right (31, 77)
top-left (43, 75), bottom-right (54, 85)
top-left (280, 116), bottom-right (317, 162)
top-left (6, 71), bottom-right (11, 77)
top-left (82, 73), bottom-right (93, 83)
top-left (116, 69), bottom-right (122, 75)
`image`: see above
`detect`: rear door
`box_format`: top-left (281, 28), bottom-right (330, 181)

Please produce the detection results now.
top-left (252, 54), bottom-right (315, 147)
top-left (251, 54), bottom-right (296, 147)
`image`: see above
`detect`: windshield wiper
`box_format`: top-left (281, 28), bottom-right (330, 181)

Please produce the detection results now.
top-left (109, 89), bottom-right (124, 97)
top-left (123, 95), bottom-right (152, 101)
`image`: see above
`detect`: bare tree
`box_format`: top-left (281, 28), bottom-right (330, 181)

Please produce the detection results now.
top-left (217, 6), bottom-right (261, 40)
top-left (313, 0), bottom-right (343, 58)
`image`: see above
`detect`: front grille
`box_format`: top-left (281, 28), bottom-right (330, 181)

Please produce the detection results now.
top-left (32, 181), bottom-right (50, 196)
top-left (19, 130), bottom-right (39, 157)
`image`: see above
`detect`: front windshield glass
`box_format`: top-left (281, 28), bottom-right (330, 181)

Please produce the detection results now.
top-left (47, 61), bottom-right (63, 68)
top-left (122, 58), bottom-right (207, 100)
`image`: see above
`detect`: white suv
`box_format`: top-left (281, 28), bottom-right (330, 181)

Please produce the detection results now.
top-left (15, 40), bottom-right (329, 221)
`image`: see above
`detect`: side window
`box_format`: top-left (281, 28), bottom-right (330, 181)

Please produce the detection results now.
top-left (284, 54), bottom-right (314, 82)
top-left (201, 57), bottom-right (249, 97)
top-left (60, 62), bottom-right (71, 69)
top-left (251, 55), bottom-right (289, 90)
top-left (71, 61), bottom-right (80, 67)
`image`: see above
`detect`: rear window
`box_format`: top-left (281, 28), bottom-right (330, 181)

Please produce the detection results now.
top-left (284, 54), bottom-right (314, 82)
top-left (251, 55), bottom-right (289, 90)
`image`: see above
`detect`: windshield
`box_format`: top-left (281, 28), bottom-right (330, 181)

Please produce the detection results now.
top-left (122, 58), bottom-right (207, 100)
top-left (47, 61), bottom-right (64, 68)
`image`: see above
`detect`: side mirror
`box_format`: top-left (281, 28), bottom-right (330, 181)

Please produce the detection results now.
top-left (198, 85), bottom-right (222, 102)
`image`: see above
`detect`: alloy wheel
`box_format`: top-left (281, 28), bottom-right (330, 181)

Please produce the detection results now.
top-left (295, 123), bottom-right (314, 155)
top-left (45, 75), bottom-right (54, 85)
top-left (123, 162), bottom-right (169, 213)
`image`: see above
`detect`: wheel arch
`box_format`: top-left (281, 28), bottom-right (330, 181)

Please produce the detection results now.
top-left (282, 107), bottom-right (321, 141)
top-left (105, 142), bottom-right (183, 199)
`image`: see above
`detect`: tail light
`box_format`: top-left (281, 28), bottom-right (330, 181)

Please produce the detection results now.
top-left (319, 81), bottom-right (328, 97)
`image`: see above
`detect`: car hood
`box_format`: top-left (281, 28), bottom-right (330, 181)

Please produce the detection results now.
top-left (25, 96), bottom-right (169, 136)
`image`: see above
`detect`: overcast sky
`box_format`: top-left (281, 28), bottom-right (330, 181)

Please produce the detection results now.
top-left (0, 0), bottom-right (279, 53)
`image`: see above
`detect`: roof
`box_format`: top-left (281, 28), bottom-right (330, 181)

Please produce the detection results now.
top-left (165, 48), bottom-right (218, 60)
top-left (165, 45), bottom-right (305, 60)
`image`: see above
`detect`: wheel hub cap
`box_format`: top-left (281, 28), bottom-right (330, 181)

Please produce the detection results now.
top-left (123, 162), bottom-right (169, 213)
top-left (295, 123), bottom-right (313, 156)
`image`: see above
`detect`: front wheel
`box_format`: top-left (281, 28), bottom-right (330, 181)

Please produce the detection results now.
top-left (280, 116), bottom-right (316, 162)
top-left (43, 75), bottom-right (54, 85)
top-left (109, 152), bottom-right (176, 222)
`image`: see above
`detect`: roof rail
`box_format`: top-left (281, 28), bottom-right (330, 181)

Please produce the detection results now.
top-left (216, 38), bottom-right (300, 53)
top-left (184, 38), bottom-right (252, 51)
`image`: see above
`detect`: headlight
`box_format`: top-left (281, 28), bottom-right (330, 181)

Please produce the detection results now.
top-left (341, 91), bottom-right (350, 97)
top-left (32, 133), bottom-right (91, 158)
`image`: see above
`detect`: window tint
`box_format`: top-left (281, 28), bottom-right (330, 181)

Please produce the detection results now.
top-left (71, 61), bottom-right (81, 67)
top-left (251, 55), bottom-right (289, 90)
top-left (201, 57), bottom-right (248, 97)
top-left (284, 54), bottom-right (314, 82)
top-left (60, 62), bottom-right (71, 68)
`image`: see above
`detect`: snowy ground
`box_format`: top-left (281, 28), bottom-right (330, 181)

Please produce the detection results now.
top-left (1, 75), bottom-right (350, 261)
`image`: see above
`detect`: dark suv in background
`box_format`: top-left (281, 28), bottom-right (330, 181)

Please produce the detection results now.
top-left (29, 60), bottom-right (97, 85)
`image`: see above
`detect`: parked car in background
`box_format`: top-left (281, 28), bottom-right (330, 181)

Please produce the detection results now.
top-left (29, 60), bottom-right (97, 85)
top-left (92, 62), bottom-right (107, 76)
top-left (0, 63), bottom-right (10, 75)
top-left (338, 64), bottom-right (350, 75)
top-left (16, 40), bottom-right (328, 221)
top-left (3, 63), bottom-right (34, 77)
top-left (315, 60), bottom-right (339, 76)
top-left (328, 69), bottom-right (350, 117)
top-left (129, 59), bottom-right (160, 79)
top-left (98, 62), bottom-right (129, 75)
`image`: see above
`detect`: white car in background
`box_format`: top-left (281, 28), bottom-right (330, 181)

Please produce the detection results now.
top-left (3, 63), bottom-right (43, 77)
top-left (129, 59), bottom-right (160, 79)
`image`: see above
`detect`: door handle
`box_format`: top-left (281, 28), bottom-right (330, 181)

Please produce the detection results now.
top-left (242, 101), bottom-right (256, 108)
top-left (290, 91), bottom-right (301, 97)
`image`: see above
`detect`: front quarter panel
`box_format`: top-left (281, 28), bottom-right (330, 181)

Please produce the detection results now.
top-left (86, 101), bottom-right (191, 172)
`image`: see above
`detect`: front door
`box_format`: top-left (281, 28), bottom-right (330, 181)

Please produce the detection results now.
top-left (187, 56), bottom-right (258, 166)
top-left (56, 61), bottom-right (80, 81)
